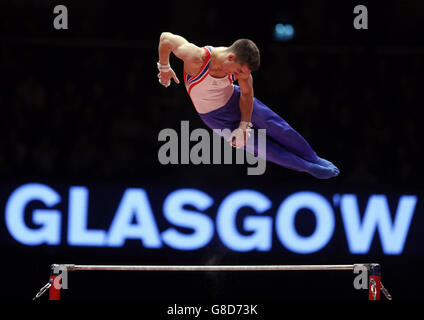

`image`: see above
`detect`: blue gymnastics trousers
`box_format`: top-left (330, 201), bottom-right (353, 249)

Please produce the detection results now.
top-left (199, 85), bottom-right (339, 179)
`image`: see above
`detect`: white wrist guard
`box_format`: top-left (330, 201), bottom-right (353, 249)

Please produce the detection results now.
top-left (157, 62), bottom-right (171, 72)
top-left (239, 121), bottom-right (253, 130)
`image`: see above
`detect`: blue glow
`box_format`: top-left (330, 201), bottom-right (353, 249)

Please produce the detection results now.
top-left (67, 187), bottom-right (107, 246)
top-left (3, 183), bottom-right (416, 255)
top-left (162, 189), bottom-right (214, 250)
top-left (5, 183), bottom-right (61, 245)
top-left (274, 23), bottom-right (294, 41)
top-left (340, 194), bottom-right (417, 255)
top-left (216, 190), bottom-right (272, 252)
top-left (275, 191), bottom-right (335, 254)
top-left (107, 188), bottom-right (162, 248)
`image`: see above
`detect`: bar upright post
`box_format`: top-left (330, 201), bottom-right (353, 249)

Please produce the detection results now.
top-left (368, 263), bottom-right (381, 300)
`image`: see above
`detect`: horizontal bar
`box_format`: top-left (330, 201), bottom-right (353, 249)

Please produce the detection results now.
top-left (51, 264), bottom-right (359, 272)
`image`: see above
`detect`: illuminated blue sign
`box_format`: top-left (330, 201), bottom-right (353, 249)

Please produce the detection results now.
top-left (275, 191), bottom-right (335, 254)
top-left (3, 183), bottom-right (418, 255)
top-left (5, 183), bottom-right (62, 246)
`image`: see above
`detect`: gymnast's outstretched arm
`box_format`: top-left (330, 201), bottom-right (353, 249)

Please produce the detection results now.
top-left (157, 32), bottom-right (204, 87)
top-left (226, 74), bottom-right (254, 148)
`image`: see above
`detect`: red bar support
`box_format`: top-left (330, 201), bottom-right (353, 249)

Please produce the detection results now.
top-left (368, 264), bottom-right (381, 300)
top-left (49, 275), bottom-right (61, 300)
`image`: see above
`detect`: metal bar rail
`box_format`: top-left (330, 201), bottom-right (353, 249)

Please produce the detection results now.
top-left (33, 263), bottom-right (392, 301)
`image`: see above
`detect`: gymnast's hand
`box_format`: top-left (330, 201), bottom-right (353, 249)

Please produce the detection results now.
top-left (226, 121), bottom-right (253, 148)
top-left (157, 62), bottom-right (180, 88)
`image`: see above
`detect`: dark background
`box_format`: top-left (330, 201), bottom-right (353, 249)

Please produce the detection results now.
top-left (0, 0), bottom-right (423, 306)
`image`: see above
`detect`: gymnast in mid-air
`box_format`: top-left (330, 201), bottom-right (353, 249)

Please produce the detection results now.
top-left (156, 32), bottom-right (339, 179)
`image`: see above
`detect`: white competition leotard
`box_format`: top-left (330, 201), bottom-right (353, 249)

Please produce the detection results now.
top-left (183, 46), bottom-right (237, 114)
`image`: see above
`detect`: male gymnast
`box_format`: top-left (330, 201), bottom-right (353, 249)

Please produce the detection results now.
top-left (157, 32), bottom-right (339, 179)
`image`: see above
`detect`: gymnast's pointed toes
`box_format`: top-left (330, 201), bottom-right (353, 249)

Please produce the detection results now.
top-left (307, 162), bottom-right (340, 179)
top-left (332, 168), bottom-right (340, 177)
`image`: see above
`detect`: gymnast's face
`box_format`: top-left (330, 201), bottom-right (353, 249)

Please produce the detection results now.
top-left (224, 53), bottom-right (251, 79)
